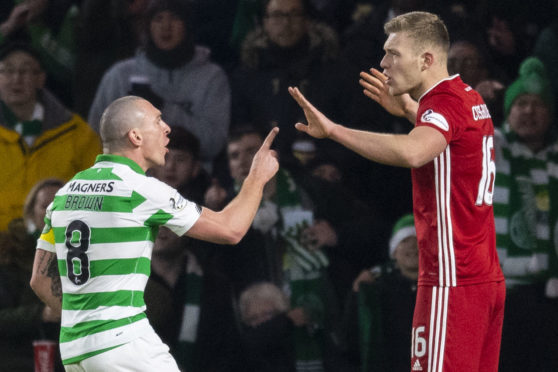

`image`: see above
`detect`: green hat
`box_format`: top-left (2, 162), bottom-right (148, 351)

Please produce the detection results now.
top-left (504, 57), bottom-right (554, 118)
top-left (389, 214), bottom-right (416, 258)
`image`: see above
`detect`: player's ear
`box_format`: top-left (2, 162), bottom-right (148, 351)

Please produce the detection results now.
top-left (128, 128), bottom-right (142, 147)
top-left (421, 52), bottom-right (434, 71)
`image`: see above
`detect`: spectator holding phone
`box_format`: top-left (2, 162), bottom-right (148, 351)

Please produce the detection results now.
top-left (88, 0), bottom-right (230, 171)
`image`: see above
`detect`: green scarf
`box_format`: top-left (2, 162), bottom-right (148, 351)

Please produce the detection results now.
top-left (275, 169), bottom-right (329, 371)
top-left (494, 127), bottom-right (558, 286)
top-left (1, 101), bottom-right (42, 138)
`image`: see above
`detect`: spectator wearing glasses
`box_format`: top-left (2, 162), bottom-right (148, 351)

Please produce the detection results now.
top-left (230, 0), bottom-right (349, 167)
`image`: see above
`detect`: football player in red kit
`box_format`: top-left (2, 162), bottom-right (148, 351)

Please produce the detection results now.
top-left (289, 11), bottom-right (505, 372)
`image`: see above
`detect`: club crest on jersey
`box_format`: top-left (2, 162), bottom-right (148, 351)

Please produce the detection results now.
top-left (421, 109), bottom-right (449, 131)
top-left (169, 193), bottom-right (187, 210)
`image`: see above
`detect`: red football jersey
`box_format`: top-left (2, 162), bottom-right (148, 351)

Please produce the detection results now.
top-left (413, 75), bottom-right (503, 287)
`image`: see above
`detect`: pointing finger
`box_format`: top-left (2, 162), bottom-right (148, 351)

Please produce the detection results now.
top-left (262, 127), bottom-right (279, 149)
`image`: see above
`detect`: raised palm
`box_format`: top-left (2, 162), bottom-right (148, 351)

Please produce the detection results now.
top-left (288, 87), bottom-right (335, 139)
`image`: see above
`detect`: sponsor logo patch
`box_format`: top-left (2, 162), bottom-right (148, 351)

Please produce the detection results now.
top-left (421, 109), bottom-right (449, 131)
top-left (169, 192), bottom-right (187, 210)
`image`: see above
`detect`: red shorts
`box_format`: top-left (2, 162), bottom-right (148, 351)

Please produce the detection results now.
top-left (411, 281), bottom-right (505, 372)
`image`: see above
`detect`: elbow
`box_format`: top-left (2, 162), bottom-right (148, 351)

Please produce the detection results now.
top-left (222, 229), bottom-right (244, 245)
top-left (402, 147), bottom-right (431, 169)
top-left (402, 154), bottom-right (427, 169)
top-left (406, 157), bottom-right (428, 169)
top-left (29, 274), bottom-right (40, 295)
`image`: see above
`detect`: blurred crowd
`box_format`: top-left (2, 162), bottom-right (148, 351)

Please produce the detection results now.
top-left (0, 0), bottom-right (557, 371)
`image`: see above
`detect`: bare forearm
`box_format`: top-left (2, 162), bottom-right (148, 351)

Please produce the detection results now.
top-left (328, 124), bottom-right (417, 167)
top-left (327, 120), bottom-right (447, 169)
top-left (188, 175), bottom-right (265, 245)
top-left (30, 250), bottom-right (62, 313)
top-left (218, 175), bottom-right (265, 240)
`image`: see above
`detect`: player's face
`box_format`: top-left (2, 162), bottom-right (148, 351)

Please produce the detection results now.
top-left (394, 235), bottom-right (418, 273)
top-left (508, 93), bottom-right (551, 146)
top-left (380, 32), bottom-right (424, 98)
top-left (150, 10), bottom-right (186, 51)
top-left (227, 133), bottom-right (263, 183)
top-left (139, 102), bottom-right (170, 169)
top-left (0, 51), bottom-right (45, 107)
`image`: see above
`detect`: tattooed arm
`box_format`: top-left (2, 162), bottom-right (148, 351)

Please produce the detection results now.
top-left (30, 249), bottom-right (62, 315)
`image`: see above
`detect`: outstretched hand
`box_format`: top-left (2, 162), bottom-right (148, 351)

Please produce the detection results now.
top-left (288, 86), bottom-right (337, 139)
top-left (249, 127), bottom-right (280, 185)
top-left (359, 68), bottom-right (414, 119)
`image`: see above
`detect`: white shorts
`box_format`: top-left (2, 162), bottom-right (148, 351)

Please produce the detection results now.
top-left (64, 326), bottom-right (180, 372)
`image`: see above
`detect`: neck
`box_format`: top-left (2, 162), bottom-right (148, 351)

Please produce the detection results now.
top-left (412, 67), bottom-right (450, 101)
top-left (111, 149), bottom-right (150, 172)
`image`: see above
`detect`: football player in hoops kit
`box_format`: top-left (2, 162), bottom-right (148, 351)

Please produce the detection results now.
top-left (289, 11), bottom-right (505, 372)
top-left (30, 96), bottom-right (280, 371)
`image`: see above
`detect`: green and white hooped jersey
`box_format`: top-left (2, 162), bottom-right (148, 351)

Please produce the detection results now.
top-left (37, 154), bottom-right (201, 364)
top-left (493, 128), bottom-right (558, 286)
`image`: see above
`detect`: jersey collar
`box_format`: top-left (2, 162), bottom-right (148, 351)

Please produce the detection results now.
top-left (95, 154), bottom-right (146, 175)
top-left (418, 74), bottom-right (460, 103)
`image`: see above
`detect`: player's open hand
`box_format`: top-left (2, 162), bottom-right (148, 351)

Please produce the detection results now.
top-left (249, 127), bottom-right (280, 184)
top-left (360, 68), bottom-right (412, 118)
top-left (288, 86), bottom-right (336, 139)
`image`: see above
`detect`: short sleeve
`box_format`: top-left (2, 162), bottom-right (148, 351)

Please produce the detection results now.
top-left (37, 202), bottom-right (56, 252)
top-left (417, 94), bottom-right (463, 144)
top-left (136, 178), bottom-right (201, 236)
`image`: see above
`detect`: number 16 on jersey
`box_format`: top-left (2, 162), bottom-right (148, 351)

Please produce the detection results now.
top-left (476, 135), bottom-right (495, 206)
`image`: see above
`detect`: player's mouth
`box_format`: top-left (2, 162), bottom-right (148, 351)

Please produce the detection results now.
top-left (383, 74), bottom-right (392, 85)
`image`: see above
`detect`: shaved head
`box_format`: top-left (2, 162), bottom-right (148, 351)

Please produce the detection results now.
top-left (100, 96), bottom-right (147, 152)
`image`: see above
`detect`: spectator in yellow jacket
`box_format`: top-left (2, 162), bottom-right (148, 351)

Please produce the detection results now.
top-left (0, 42), bottom-right (101, 231)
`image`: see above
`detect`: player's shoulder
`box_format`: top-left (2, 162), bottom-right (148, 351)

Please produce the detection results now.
top-left (422, 76), bottom-right (469, 103)
top-left (422, 76), bottom-right (487, 117)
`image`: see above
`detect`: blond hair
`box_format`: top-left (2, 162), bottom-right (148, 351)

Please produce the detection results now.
top-left (384, 11), bottom-right (449, 55)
